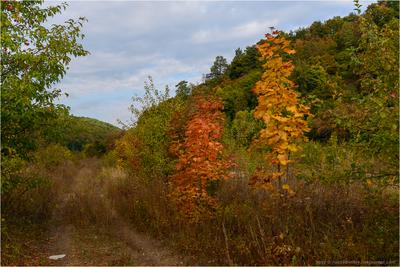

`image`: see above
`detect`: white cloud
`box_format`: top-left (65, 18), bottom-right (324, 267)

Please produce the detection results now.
top-left (192, 19), bottom-right (279, 44)
top-left (67, 51), bottom-right (160, 75)
top-left (61, 56), bottom-right (198, 98)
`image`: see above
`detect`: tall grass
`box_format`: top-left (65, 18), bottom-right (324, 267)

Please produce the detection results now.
top-left (93, 166), bottom-right (398, 265)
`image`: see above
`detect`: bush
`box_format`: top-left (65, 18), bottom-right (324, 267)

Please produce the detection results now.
top-left (31, 144), bottom-right (72, 169)
top-left (213, 178), bottom-right (399, 265)
top-left (1, 155), bottom-right (54, 223)
top-left (116, 83), bottom-right (184, 180)
top-left (83, 141), bottom-right (107, 157)
top-left (294, 139), bottom-right (398, 185)
top-left (229, 110), bottom-right (264, 148)
top-left (1, 144), bottom-right (74, 223)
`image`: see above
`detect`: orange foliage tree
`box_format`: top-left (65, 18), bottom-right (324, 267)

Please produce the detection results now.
top-left (169, 95), bottom-right (232, 223)
top-left (251, 30), bottom-right (311, 190)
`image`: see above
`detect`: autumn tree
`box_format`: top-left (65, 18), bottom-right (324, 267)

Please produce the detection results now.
top-left (251, 31), bottom-right (311, 190)
top-left (169, 95), bottom-right (232, 223)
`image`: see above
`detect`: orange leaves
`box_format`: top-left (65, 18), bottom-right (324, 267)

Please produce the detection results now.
top-left (168, 185), bottom-right (218, 223)
top-left (169, 95), bottom-right (233, 223)
top-left (283, 48), bottom-right (296, 55)
top-left (252, 30), bottom-right (311, 189)
top-left (277, 154), bottom-right (290, 166)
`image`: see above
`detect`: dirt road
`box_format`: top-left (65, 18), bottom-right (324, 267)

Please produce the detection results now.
top-left (42, 222), bottom-right (185, 266)
top-left (25, 160), bottom-right (186, 266)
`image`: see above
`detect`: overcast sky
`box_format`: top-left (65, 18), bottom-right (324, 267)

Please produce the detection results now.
top-left (47, 0), bottom-right (372, 126)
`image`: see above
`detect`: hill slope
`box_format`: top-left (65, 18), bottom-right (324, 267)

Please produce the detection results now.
top-left (63, 116), bottom-right (122, 152)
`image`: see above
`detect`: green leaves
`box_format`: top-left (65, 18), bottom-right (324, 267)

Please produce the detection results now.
top-left (209, 56), bottom-right (228, 79)
top-left (1, 0), bottom-right (88, 156)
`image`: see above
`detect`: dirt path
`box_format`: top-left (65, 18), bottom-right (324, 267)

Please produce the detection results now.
top-left (41, 159), bottom-right (185, 266)
top-left (42, 222), bottom-right (185, 266)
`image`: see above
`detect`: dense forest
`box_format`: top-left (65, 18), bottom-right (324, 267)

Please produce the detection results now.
top-left (1, 0), bottom-right (399, 265)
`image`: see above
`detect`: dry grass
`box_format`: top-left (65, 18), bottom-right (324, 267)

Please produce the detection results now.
top-left (103, 169), bottom-right (399, 265)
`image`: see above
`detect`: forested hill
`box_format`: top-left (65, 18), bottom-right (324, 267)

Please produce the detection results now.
top-left (63, 116), bottom-right (122, 152)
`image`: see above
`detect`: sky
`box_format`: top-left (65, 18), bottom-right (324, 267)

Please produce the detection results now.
top-left (46, 0), bottom-right (372, 126)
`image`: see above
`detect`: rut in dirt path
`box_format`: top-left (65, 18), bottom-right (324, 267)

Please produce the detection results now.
top-left (110, 219), bottom-right (185, 266)
top-left (45, 221), bottom-right (185, 266)
top-left (45, 159), bottom-right (186, 266)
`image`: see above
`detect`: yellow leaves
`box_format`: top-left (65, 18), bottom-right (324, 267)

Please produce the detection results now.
top-left (272, 172), bottom-right (284, 179)
top-left (287, 144), bottom-right (299, 152)
top-left (267, 134), bottom-right (280, 146)
top-left (282, 184), bottom-right (290, 190)
top-left (287, 105), bottom-right (297, 114)
top-left (282, 184), bottom-right (295, 196)
top-left (259, 49), bottom-right (274, 58)
top-left (251, 30), bottom-right (311, 191)
top-left (272, 115), bottom-right (289, 123)
top-left (273, 37), bottom-right (289, 47)
top-left (277, 130), bottom-right (288, 140)
top-left (260, 182), bottom-right (275, 191)
top-left (277, 153), bottom-right (290, 165)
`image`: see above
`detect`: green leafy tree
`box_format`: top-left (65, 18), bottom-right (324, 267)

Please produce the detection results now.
top-left (230, 110), bottom-right (264, 148)
top-left (216, 70), bottom-right (260, 121)
top-left (347, 0), bottom-right (399, 158)
top-left (116, 77), bottom-right (184, 179)
top-left (1, 0), bottom-right (88, 156)
top-left (175, 80), bottom-right (192, 99)
top-left (125, 76), bottom-right (170, 127)
top-left (293, 64), bottom-right (329, 99)
top-left (228, 46), bottom-right (261, 79)
top-left (209, 55), bottom-right (228, 79)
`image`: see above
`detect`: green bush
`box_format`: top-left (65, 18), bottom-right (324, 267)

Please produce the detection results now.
top-left (216, 70), bottom-right (260, 121)
top-left (116, 78), bottom-right (185, 180)
top-left (83, 141), bottom-right (107, 157)
top-left (31, 144), bottom-right (72, 169)
top-left (294, 139), bottom-right (398, 185)
top-left (1, 155), bottom-right (54, 222)
top-left (230, 110), bottom-right (264, 148)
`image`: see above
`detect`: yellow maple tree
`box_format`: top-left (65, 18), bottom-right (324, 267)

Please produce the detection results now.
top-left (251, 30), bottom-right (311, 190)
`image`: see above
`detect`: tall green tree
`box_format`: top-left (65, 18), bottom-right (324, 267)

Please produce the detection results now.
top-left (175, 80), bottom-right (191, 99)
top-left (209, 55), bottom-right (228, 79)
top-left (1, 0), bottom-right (88, 156)
top-left (349, 0), bottom-right (399, 157)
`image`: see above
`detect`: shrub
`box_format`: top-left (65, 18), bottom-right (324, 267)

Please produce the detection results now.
top-left (294, 139), bottom-right (398, 185)
top-left (31, 144), bottom-right (72, 169)
top-left (230, 110), bottom-right (264, 149)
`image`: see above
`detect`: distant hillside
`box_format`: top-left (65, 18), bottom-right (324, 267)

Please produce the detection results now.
top-left (64, 116), bottom-right (122, 152)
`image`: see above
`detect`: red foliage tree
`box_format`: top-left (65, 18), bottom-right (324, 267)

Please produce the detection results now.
top-left (169, 95), bottom-right (232, 223)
